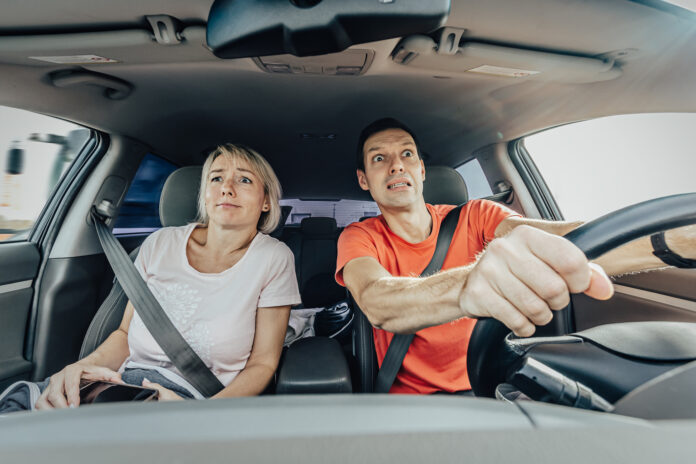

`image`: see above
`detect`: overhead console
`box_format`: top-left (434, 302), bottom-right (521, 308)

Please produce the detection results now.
top-left (392, 28), bottom-right (622, 84)
top-left (207, 0), bottom-right (451, 58)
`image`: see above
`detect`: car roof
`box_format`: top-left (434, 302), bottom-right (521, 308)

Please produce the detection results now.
top-left (0, 0), bottom-right (694, 199)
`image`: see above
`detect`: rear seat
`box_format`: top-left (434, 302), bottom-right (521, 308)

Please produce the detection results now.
top-left (276, 216), bottom-right (354, 394)
top-left (284, 217), bottom-right (345, 308)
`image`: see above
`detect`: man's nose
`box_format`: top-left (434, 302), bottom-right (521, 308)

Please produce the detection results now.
top-left (389, 157), bottom-right (405, 175)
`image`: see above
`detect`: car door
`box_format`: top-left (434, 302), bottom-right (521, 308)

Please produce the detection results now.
top-left (515, 112), bottom-right (696, 332)
top-left (0, 106), bottom-right (96, 389)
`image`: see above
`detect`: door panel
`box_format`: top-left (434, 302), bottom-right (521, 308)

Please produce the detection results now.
top-left (0, 241), bottom-right (40, 389)
top-left (31, 254), bottom-right (112, 381)
top-left (573, 269), bottom-right (696, 331)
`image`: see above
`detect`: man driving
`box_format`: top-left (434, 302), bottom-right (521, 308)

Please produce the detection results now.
top-left (335, 117), bottom-right (695, 394)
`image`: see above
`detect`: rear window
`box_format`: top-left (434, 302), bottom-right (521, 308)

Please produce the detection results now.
top-left (113, 153), bottom-right (178, 234)
top-left (455, 158), bottom-right (493, 199)
top-left (280, 199), bottom-right (379, 227)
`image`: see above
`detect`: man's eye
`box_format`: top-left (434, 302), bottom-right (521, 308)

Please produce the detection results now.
top-left (402, 150), bottom-right (414, 158)
top-left (372, 155), bottom-right (384, 162)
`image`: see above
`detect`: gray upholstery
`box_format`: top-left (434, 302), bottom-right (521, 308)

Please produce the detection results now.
top-left (422, 165), bottom-right (469, 205)
top-left (159, 166), bottom-right (202, 227)
top-left (82, 166), bottom-right (203, 357)
top-left (286, 217), bottom-right (344, 308)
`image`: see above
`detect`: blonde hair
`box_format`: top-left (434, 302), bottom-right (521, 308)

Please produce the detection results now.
top-left (197, 144), bottom-right (282, 234)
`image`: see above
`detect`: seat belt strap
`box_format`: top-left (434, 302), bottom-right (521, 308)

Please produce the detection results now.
top-left (90, 207), bottom-right (224, 397)
top-left (373, 204), bottom-right (464, 394)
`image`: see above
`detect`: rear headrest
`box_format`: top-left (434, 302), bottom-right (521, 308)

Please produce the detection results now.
top-left (159, 166), bottom-right (202, 227)
top-left (422, 165), bottom-right (468, 205)
top-left (301, 217), bottom-right (338, 235)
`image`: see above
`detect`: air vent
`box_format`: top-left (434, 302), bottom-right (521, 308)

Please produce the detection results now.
top-left (254, 49), bottom-right (374, 76)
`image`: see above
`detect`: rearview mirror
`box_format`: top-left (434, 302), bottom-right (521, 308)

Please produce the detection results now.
top-left (5, 145), bottom-right (24, 175)
top-left (207, 0), bottom-right (450, 58)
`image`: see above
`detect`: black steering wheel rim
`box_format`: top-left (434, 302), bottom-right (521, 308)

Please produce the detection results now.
top-left (467, 193), bottom-right (696, 397)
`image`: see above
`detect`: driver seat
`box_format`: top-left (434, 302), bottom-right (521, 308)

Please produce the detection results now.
top-left (351, 165), bottom-right (469, 392)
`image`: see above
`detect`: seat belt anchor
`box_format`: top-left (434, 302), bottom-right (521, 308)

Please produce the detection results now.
top-left (92, 199), bottom-right (117, 222)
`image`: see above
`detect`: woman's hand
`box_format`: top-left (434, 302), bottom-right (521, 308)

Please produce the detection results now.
top-left (35, 362), bottom-right (123, 410)
top-left (142, 379), bottom-right (184, 401)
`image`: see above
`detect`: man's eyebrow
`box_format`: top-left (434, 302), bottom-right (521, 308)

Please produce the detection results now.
top-left (366, 140), bottom-right (415, 153)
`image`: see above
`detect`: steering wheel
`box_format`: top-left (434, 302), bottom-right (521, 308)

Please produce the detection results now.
top-left (467, 193), bottom-right (696, 398)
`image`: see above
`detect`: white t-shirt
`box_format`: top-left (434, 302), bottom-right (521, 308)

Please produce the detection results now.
top-left (123, 223), bottom-right (301, 396)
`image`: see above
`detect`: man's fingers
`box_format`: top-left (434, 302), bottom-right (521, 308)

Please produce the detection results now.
top-left (485, 291), bottom-right (537, 337)
top-left (516, 226), bottom-right (592, 294)
top-left (492, 268), bottom-right (554, 326)
top-left (584, 263), bottom-right (614, 300)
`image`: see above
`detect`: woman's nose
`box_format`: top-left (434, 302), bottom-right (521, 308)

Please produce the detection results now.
top-left (222, 180), bottom-right (236, 196)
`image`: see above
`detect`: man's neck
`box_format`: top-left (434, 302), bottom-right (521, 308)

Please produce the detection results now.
top-left (380, 201), bottom-right (432, 244)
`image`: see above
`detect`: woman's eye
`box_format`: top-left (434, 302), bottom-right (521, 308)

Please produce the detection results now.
top-left (402, 150), bottom-right (414, 158)
top-left (240, 176), bottom-right (252, 184)
top-left (210, 176), bottom-right (222, 182)
top-left (372, 155), bottom-right (384, 163)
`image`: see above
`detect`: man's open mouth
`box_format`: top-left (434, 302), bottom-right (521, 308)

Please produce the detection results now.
top-left (387, 179), bottom-right (412, 190)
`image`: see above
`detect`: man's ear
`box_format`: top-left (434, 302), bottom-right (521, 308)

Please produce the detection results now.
top-left (357, 169), bottom-right (370, 191)
top-left (420, 160), bottom-right (426, 182)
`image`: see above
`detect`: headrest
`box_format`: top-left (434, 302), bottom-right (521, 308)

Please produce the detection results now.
top-left (159, 166), bottom-right (202, 227)
top-left (422, 165), bottom-right (468, 206)
top-left (270, 205), bottom-right (293, 238)
top-left (300, 217), bottom-right (338, 235)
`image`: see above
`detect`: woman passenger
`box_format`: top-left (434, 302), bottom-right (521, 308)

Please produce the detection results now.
top-left (36, 143), bottom-right (300, 407)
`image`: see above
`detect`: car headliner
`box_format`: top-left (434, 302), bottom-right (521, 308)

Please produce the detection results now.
top-left (0, 0), bottom-right (694, 199)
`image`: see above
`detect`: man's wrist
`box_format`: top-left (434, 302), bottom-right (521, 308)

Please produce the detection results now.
top-left (652, 230), bottom-right (696, 268)
top-left (665, 227), bottom-right (696, 259)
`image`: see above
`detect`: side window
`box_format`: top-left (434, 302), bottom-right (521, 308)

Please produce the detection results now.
top-left (455, 158), bottom-right (493, 199)
top-left (523, 113), bottom-right (696, 221)
top-left (280, 199), bottom-right (380, 227)
top-left (0, 106), bottom-right (89, 242)
top-left (113, 153), bottom-right (178, 235)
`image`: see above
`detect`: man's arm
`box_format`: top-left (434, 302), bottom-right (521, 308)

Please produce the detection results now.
top-left (344, 225), bottom-right (613, 337)
top-left (496, 217), bottom-right (696, 276)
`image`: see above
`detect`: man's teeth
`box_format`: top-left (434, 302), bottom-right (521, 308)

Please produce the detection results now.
top-left (389, 182), bottom-right (408, 189)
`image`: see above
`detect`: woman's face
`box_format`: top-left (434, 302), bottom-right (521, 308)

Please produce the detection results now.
top-left (204, 155), bottom-right (269, 230)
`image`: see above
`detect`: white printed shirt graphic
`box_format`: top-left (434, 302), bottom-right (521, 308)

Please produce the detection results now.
top-left (151, 282), bottom-right (211, 366)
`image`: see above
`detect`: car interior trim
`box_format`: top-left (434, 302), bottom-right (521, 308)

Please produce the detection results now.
top-left (508, 140), bottom-right (563, 221)
top-left (614, 284), bottom-right (696, 314)
top-left (0, 280), bottom-right (32, 295)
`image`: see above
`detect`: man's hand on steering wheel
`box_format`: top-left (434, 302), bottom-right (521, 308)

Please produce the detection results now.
top-left (458, 225), bottom-right (614, 337)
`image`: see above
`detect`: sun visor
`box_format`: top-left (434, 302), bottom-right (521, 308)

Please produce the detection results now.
top-left (392, 34), bottom-right (622, 84)
top-left (0, 26), bottom-right (212, 67)
top-left (207, 0), bottom-right (450, 59)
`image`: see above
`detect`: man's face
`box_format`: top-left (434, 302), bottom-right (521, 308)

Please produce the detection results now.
top-left (357, 128), bottom-right (425, 209)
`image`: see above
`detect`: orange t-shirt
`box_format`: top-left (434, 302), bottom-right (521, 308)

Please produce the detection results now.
top-left (335, 200), bottom-right (517, 394)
